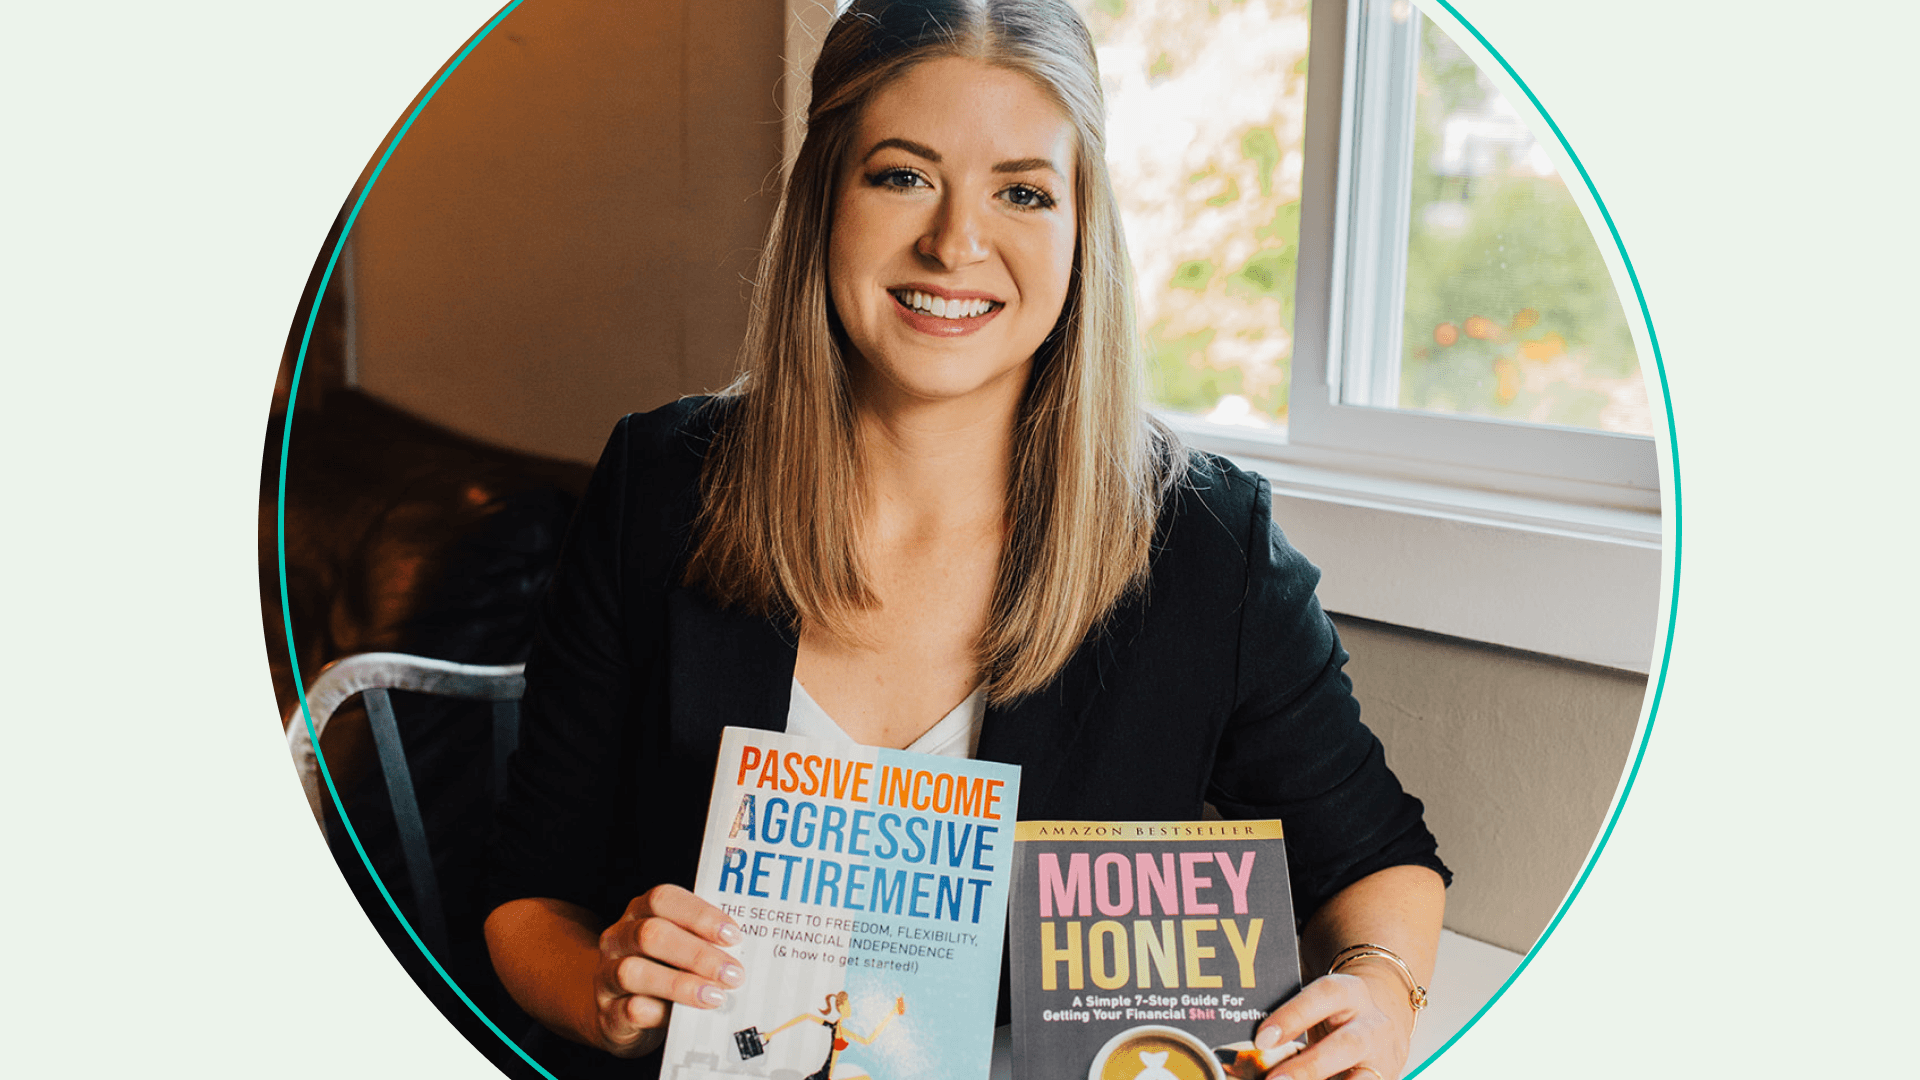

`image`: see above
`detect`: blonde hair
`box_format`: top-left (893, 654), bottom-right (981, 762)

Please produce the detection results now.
top-left (685, 0), bottom-right (1182, 704)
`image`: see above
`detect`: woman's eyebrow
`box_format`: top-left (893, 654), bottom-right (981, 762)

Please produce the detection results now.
top-left (864, 137), bottom-right (941, 162)
top-left (860, 138), bottom-right (1062, 178)
top-left (992, 157), bottom-right (1060, 176)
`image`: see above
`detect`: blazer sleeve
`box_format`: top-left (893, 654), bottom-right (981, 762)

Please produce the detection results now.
top-left (486, 414), bottom-right (647, 920)
top-left (1205, 472), bottom-right (1450, 927)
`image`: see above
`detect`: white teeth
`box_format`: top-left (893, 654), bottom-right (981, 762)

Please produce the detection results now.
top-left (894, 290), bottom-right (994, 319)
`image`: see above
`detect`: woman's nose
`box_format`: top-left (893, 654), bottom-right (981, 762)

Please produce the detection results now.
top-left (916, 196), bottom-right (989, 269)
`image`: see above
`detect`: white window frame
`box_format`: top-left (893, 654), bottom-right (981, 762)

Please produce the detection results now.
top-left (780, 0), bottom-right (1667, 674)
top-left (1283, 0), bottom-right (1659, 510)
top-left (1162, 0), bottom-right (1665, 673)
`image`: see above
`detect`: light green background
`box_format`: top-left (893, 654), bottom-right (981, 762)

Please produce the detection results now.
top-left (7, 1), bottom-right (1916, 1077)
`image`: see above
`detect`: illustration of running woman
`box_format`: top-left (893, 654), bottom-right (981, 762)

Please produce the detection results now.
top-left (762, 991), bottom-right (907, 1080)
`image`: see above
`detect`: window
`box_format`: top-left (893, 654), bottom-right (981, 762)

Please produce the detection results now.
top-left (1074, 0), bottom-right (1663, 671)
top-left (1287, 0), bottom-right (1657, 506)
top-left (1083, 0), bottom-right (1659, 509)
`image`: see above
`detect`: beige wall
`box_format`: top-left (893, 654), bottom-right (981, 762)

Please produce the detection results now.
top-left (349, 0), bottom-right (787, 464)
top-left (1333, 615), bottom-right (1646, 954)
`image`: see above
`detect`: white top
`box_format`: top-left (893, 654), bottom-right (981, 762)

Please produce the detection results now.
top-left (785, 678), bottom-right (986, 759)
top-left (783, 679), bottom-right (1011, 1080)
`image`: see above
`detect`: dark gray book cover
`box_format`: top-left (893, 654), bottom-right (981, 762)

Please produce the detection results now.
top-left (1010, 821), bottom-right (1301, 1080)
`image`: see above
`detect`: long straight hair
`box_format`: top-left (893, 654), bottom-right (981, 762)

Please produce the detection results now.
top-left (684, 0), bottom-right (1183, 704)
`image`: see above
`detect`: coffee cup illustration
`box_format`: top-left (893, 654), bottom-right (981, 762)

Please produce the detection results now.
top-left (1087, 1025), bottom-right (1226, 1080)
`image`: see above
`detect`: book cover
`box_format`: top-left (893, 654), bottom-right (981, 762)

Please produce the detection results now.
top-left (1010, 821), bottom-right (1302, 1080)
top-left (661, 726), bottom-right (1022, 1080)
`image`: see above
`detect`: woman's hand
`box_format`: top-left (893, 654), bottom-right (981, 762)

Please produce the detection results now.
top-left (1268, 864), bottom-right (1444, 1080)
top-left (587, 885), bottom-right (746, 1057)
top-left (1253, 966), bottom-right (1412, 1080)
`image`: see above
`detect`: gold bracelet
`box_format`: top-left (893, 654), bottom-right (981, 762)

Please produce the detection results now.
top-left (1329, 943), bottom-right (1428, 1024)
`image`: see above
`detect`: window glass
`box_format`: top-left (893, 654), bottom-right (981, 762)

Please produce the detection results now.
top-left (1080, 0), bottom-right (1650, 439)
top-left (1398, 10), bottom-right (1650, 435)
top-left (1076, 0), bottom-right (1310, 430)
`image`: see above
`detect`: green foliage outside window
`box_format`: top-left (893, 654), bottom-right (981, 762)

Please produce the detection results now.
top-left (1079, 0), bottom-right (1310, 427)
top-left (1397, 15), bottom-right (1647, 434)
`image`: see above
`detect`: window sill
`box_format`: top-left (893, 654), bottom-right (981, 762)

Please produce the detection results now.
top-left (1164, 414), bottom-right (1664, 674)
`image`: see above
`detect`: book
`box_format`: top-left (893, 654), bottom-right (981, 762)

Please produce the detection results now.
top-left (1009, 821), bottom-right (1302, 1080)
top-left (660, 726), bottom-right (1022, 1080)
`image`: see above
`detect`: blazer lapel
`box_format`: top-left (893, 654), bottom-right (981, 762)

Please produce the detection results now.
top-left (665, 585), bottom-right (796, 759)
top-left (976, 587), bottom-right (1150, 815)
top-left (976, 642), bottom-right (1103, 817)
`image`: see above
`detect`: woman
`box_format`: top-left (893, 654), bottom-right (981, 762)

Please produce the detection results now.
top-left (485, 2), bottom-right (1447, 1079)
top-left (762, 992), bottom-right (907, 1080)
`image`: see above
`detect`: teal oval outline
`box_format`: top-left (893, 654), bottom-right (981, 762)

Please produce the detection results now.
top-left (275, 2), bottom-right (558, 1076)
top-left (270, 2), bottom-right (1681, 1077)
top-left (1402, 0), bottom-right (1679, 1074)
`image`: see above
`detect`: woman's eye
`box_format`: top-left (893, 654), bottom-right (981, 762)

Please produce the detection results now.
top-left (1003, 184), bottom-right (1057, 210)
top-left (870, 168), bottom-right (928, 190)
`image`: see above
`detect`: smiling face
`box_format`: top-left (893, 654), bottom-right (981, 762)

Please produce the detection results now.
top-left (828, 56), bottom-right (1079, 413)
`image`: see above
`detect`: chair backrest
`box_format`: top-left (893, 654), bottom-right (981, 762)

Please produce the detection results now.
top-left (285, 652), bottom-right (525, 957)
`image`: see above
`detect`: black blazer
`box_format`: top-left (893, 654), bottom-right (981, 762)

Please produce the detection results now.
top-left (489, 397), bottom-right (1446, 933)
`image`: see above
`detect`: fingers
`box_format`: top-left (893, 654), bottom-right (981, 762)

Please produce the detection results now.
top-left (597, 1002), bottom-right (669, 1060)
top-left (611, 949), bottom-right (736, 1011)
top-left (606, 911), bottom-right (745, 991)
top-left (1261, 1018), bottom-right (1374, 1080)
top-left (1257, 974), bottom-right (1366, 1052)
top-left (594, 886), bottom-right (747, 1054)
top-left (589, 971), bottom-right (668, 1057)
top-left (1257, 974), bottom-right (1394, 1080)
top-left (611, 985), bottom-right (672, 1034)
top-left (604, 885), bottom-right (746, 998)
top-left (628, 884), bottom-right (743, 947)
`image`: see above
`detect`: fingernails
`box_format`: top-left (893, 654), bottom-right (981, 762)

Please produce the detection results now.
top-left (720, 963), bottom-right (745, 987)
top-left (698, 985), bottom-right (726, 1008)
top-left (717, 923), bottom-right (742, 946)
top-left (1255, 1027), bottom-right (1283, 1050)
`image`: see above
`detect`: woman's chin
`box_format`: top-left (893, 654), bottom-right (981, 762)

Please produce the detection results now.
top-left (852, 356), bottom-right (1034, 413)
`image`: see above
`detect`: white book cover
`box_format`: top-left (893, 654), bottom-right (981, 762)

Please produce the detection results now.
top-left (660, 726), bottom-right (1021, 1080)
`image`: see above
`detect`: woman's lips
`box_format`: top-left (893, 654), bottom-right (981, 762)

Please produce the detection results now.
top-left (888, 288), bottom-right (1004, 337)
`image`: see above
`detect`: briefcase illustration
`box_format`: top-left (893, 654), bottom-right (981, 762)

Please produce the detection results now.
top-left (733, 1027), bottom-right (766, 1060)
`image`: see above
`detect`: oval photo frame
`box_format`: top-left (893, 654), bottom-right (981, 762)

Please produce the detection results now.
top-left (266, 2), bottom-right (1677, 1078)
